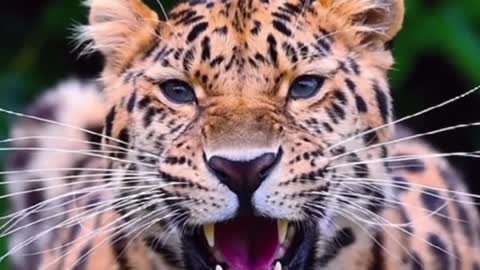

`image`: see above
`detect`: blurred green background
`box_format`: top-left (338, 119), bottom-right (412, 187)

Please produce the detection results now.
top-left (0, 0), bottom-right (479, 268)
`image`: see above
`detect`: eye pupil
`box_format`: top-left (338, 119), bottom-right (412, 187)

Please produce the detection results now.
top-left (289, 75), bottom-right (325, 99)
top-left (160, 80), bottom-right (196, 103)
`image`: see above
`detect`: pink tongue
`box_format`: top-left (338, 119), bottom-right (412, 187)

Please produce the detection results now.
top-left (215, 217), bottom-right (279, 270)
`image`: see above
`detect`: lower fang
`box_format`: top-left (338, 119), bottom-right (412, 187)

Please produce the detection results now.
top-left (215, 265), bottom-right (223, 270)
top-left (277, 220), bottom-right (288, 243)
top-left (204, 224), bottom-right (215, 247)
top-left (274, 261), bottom-right (282, 270)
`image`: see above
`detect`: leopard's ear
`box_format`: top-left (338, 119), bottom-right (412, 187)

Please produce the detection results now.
top-left (320, 0), bottom-right (404, 45)
top-left (79, 0), bottom-right (159, 73)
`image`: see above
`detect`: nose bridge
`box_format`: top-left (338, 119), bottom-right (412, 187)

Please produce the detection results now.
top-left (203, 97), bottom-right (282, 154)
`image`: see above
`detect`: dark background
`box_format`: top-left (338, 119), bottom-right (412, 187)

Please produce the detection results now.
top-left (0, 0), bottom-right (479, 268)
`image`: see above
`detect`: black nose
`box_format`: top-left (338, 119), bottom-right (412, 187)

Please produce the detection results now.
top-left (208, 150), bottom-right (282, 201)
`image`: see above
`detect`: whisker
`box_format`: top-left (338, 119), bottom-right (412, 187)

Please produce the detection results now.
top-left (0, 179), bottom-right (168, 236)
top-left (325, 84), bottom-right (480, 153)
top-left (0, 167), bottom-right (135, 176)
top-left (337, 200), bottom-right (457, 259)
top-left (330, 151), bottom-right (480, 171)
top-left (0, 106), bottom-right (130, 148)
top-left (0, 171), bottom-right (154, 185)
top-left (41, 202), bottom-right (191, 269)
top-left (1, 135), bottom-right (159, 160)
top-left (0, 146), bottom-right (157, 168)
top-left (330, 122), bottom-right (480, 162)
top-left (326, 173), bottom-right (480, 202)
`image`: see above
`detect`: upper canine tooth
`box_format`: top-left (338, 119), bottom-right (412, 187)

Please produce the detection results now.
top-left (215, 265), bottom-right (223, 270)
top-left (204, 224), bottom-right (215, 247)
top-left (274, 261), bottom-right (282, 270)
top-left (277, 220), bottom-right (288, 243)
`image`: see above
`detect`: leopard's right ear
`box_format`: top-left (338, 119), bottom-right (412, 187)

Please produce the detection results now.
top-left (78, 0), bottom-right (159, 73)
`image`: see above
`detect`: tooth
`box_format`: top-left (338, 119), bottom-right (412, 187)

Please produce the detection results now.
top-left (215, 265), bottom-right (223, 270)
top-left (277, 220), bottom-right (288, 243)
top-left (274, 261), bottom-right (282, 270)
top-left (204, 224), bottom-right (215, 247)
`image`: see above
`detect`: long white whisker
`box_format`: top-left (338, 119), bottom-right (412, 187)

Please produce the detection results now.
top-left (325, 84), bottom-right (480, 153)
top-left (330, 122), bottom-right (480, 162)
top-left (0, 146), bottom-right (157, 168)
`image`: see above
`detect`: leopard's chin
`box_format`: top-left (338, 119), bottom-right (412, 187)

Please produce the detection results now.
top-left (182, 215), bottom-right (317, 270)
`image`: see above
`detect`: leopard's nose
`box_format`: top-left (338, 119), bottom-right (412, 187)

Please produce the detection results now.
top-left (208, 149), bottom-right (282, 202)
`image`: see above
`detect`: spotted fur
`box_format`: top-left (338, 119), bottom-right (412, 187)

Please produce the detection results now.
top-left (6, 0), bottom-right (480, 269)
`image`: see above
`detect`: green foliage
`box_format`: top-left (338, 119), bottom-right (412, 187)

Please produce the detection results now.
top-left (0, 0), bottom-right (478, 268)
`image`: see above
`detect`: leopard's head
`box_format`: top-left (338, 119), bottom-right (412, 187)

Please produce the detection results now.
top-left (80, 0), bottom-right (404, 268)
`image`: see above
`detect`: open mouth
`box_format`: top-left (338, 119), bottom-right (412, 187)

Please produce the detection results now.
top-left (183, 216), bottom-right (316, 270)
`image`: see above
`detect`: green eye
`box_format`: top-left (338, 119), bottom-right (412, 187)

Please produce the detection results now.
top-left (160, 79), bottom-right (196, 104)
top-left (289, 75), bottom-right (326, 99)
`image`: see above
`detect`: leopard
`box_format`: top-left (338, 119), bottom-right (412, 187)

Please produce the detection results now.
top-left (4, 0), bottom-right (480, 269)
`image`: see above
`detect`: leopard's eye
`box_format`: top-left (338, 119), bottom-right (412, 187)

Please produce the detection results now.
top-left (160, 79), bottom-right (196, 104)
top-left (289, 75), bottom-right (326, 100)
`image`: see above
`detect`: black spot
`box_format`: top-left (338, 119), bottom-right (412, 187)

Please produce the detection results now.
top-left (366, 188), bottom-right (384, 214)
top-left (187, 22), bottom-right (209, 43)
top-left (72, 244), bottom-right (92, 270)
top-left (282, 2), bottom-right (302, 14)
top-left (421, 189), bottom-right (451, 230)
top-left (85, 125), bottom-right (104, 150)
top-left (117, 128), bottom-right (130, 159)
top-left (345, 78), bottom-right (356, 92)
top-left (362, 130), bottom-right (379, 146)
top-left (428, 234), bottom-right (450, 270)
top-left (326, 108), bottom-right (338, 124)
top-left (200, 37), bottom-right (211, 61)
top-left (398, 205), bottom-right (414, 234)
top-left (271, 11), bottom-right (291, 22)
top-left (392, 176), bottom-right (410, 194)
top-left (411, 252), bottom-right (424, 270)
top-left (143, 107), bottom-right (157, 128)
top-left (355, 95), bottom-right (368, 113)
top-left (349, 58), bottom-right (361, 75)
top-left (137, 96), bottom-right (152, 109)
top-left (25, 183), bottom-right (45, 220)
top-left (267, 34), bottom-right (278, 66)
top-left (273, 20), bottom-right (292, 36)
top-left (29, 101), bottom-right (57, 121)
top-left (178, 13), bottom-right (204, 26)
top-left (473, 263), bottom-right (480, 270)
top-left (153, 46), bottom-right (168, 62)
top-left (388, 157), bottom-right (426, 173)
top-left (127, 91), bottom-right (137, 113)
top-left (111, 231), bottom-right (131, 270)
top-left (213, 26), bottom-right (228, 35)
top-left (331, 103), bottom-right (345, 120)
top-left (318, 228), bottom-right (356, 267)
top-left (317, 36), bottom-right (331, 52)
top-left (282, 42), bottom-right (298, 63)
top-left (183, 48), bottom-right (196, 71)
top-left (9, 142), bottom-right (35, 170)
top-left (323, 122), bottom-right (333, 132)
top-left (210, 55), bottom-right (225, 67)
top-left (334, 90), bottom-right (347, 105)
top-left (104, 106), bottom-right (116, 138)
top-left (373, 82), bottom-right (390, 122)
top-left (250, 20), bottom-right (262, 35)
top-left (353, 161), bottom-right (369, 178)
top-left (368, 232), bottom-right (384, 270)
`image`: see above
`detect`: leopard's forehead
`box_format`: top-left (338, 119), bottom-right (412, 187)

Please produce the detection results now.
top-left (144, 0), bottom-right (344, 96)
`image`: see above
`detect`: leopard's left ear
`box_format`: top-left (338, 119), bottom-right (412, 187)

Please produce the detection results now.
top-left (320, 0), bottom-right (404, 44)
top-left (78, 0), bottom-right (159, 73)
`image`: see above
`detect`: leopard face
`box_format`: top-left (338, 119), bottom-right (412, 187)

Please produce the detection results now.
top-left (82, 0), bottom-right (404, 269)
